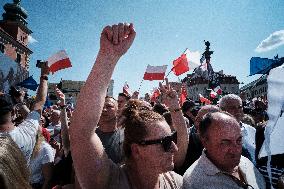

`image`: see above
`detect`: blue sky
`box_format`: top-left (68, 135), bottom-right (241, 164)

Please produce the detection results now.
top-left (1, 0), bottom-right (283, 97)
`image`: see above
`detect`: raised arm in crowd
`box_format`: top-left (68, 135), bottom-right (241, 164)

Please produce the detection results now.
top-left (70, 23), bottom-right (183, 189)
top-left (69, 23), bottom-right (136, 188)
top-left (55, 87), bottom-right (70, 156)
top-left (158, 79), bottom-right (189, 168)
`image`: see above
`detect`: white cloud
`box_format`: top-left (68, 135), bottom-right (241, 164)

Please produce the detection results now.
top-left (255, 30), bottom-right (284, 53)
top-left (28, 35), bottom-right (38, 44)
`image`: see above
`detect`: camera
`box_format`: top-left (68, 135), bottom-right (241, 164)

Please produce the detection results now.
top-left (36, 60), bottom-right (48, 68)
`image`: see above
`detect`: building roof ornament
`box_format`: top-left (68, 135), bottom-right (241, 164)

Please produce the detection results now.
top-left (2, 0), bottom-right (28, 25)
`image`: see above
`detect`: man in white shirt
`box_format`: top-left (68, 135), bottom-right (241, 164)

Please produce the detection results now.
top-left (219, 94), bottom-right (256, 164)
top-left (183, 112), bottom-right (265, 189)
top-left (0, 62), bottom-right (49, 164)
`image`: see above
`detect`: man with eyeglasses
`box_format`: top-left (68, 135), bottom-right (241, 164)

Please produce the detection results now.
top-left (183, 112), bottom-right (265, 189)
top-left (219, 94), bottom-right (256, 165)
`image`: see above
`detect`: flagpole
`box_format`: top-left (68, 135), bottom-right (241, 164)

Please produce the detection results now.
top-left (137, 79), bottom-right (144, 93)
top-left (183, 48), bottom-right (188, 54)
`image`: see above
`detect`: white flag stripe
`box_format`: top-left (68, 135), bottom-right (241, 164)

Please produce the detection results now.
top-left (185, 49), bottom-right (201, 69)
top-left (47, 50), bottom-right (69, 66)
top-left (145, 65), bottom-right (168, 73)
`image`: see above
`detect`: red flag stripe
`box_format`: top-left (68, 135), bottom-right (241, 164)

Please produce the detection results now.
top-left (143, 73), bottom-right (166, 80)
top-left (172, 54), bottom-right (189, 76)
top-left (49, 58), bottom-right (72, 74)
top-left (179, 86), bottom-right (187, 105)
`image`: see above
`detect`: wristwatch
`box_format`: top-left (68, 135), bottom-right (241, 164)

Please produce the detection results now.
top-left (40, 75), bottom-right (48, 80)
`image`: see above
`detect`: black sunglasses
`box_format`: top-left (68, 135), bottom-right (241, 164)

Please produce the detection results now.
top-left (137, 131), bottom-right (177, 152)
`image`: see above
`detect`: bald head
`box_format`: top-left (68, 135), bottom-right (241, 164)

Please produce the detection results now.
top-left (199, 111), bottom-right (242, 172)
top-left (219, 94), bottom-right (243, 123)
top-left (195, 105), bottom-right (220, 131)
top-left (199, 111), bottom-right (239, 138)
top-left (219, 94), bottom-right (242, 109)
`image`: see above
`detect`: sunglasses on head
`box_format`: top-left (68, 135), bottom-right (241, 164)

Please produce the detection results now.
top-left (137, 131), bottom-right (177, 152)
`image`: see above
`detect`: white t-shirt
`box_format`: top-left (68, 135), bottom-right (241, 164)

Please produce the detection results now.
top-left (29, 141), bottom-right (55, 184)
top-left (8, 111), bottom-right (40, 164)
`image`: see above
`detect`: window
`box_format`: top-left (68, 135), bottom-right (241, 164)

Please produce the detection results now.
top-left (0, 44), bottom-right (4, 53)
top-left (16, 53), bottom-right (21, 63)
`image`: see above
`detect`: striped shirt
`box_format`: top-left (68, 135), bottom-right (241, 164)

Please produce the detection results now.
top-left (258, 165), bottom-right (284, 188)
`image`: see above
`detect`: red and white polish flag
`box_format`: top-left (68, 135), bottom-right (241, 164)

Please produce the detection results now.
top-left (143, 65), bottom-right (168, 80)
top-left (123, 81), bottom-right (131, 96)
top-left (47, 50), bottom-right (72, 74)
top-left (213, 86), bottom-right (222, 95)
top-left (172, 49), bottom-right (200, 76)
top-left (210, 90), bottom-right (217, 99)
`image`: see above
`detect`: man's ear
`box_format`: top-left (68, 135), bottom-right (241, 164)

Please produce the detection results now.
top-left (131, 143), bottom-right (142, 160)
top-left (200, 135), bottom-right (208, 147)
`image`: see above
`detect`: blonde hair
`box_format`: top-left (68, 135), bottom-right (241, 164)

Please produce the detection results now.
top-left (0, 135), bottom-right (31, 189)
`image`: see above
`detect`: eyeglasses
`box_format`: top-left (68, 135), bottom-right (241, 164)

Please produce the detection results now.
top-left (137, 131), bottom-right (177, 152)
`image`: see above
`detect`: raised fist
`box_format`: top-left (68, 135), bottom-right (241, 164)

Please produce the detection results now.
top-left (100, 23), bottom-right (136, 58)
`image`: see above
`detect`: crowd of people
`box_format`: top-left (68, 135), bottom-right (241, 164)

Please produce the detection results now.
top-left (1, 22), bottom-right (284, 189)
